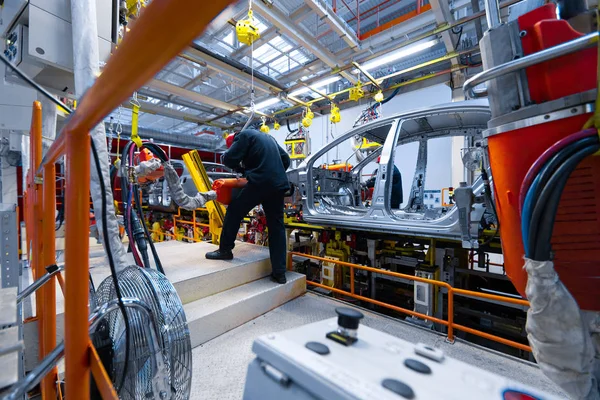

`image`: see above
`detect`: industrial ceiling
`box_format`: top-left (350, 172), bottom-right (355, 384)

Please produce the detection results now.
top-left (107, 0), bottom-right (495, 136)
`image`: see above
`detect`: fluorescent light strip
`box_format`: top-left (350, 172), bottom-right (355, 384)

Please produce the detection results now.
top-left (254, 97), bottom-right (281, 110)
top-left (289, 76), bottom-right (341, 97)
top-left (355, 40), bottom-right (438, 72)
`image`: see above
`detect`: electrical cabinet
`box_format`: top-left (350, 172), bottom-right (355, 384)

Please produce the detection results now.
top-left (2, 0), bottom-right (116, 94)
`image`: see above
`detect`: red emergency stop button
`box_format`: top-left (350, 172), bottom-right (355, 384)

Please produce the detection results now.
top-left (503, 390), bottom-right (541, 400)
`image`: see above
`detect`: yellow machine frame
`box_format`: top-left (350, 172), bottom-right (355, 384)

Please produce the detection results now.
top-left (181, 150), bottom-right (226, 244)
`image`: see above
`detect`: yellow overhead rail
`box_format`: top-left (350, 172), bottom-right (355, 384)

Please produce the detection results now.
top-left (181, 150), bottom-right (226, 244)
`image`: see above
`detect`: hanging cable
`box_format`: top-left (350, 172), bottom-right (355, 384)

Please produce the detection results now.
top-left (521, 130), bottom-right (600, 260)
top-left (286, 119), bottom-right (298, 134)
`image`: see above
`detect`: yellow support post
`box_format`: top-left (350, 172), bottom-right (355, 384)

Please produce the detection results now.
top-left (181, 150), bottom-right (226, 244)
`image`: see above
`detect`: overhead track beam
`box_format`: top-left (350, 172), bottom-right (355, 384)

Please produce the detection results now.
top-left (429, 0), bottom-right (459, 63)
top-left (352, 61), bottom-right (382, 89)
top-left (252, 0), bottom-right (357, 84)
top-left (303, 0), bottom-right (360, 51)
top-left (138, 90), bottom-right (220, 117)
top-left (183, 44), bottom-right (284, 93)
top-left (147, 79), bottom-right (240, 112)
top-left (125, 100), bottom-right (232, 129)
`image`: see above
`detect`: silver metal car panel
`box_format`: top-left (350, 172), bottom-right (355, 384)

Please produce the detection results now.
top-left (288, 101), bottom-right (491, 241)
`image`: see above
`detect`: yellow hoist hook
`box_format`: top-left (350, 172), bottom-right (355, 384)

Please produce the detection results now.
top-left (236, 8), bottom-right (260, 46)
top-left (330, 103), bottom-right (341, 124)
top-left (130, 93), bottom-right (143, 148)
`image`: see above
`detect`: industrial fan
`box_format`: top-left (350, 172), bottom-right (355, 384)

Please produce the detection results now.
top-left (92, 266), bottom-right (193, 399)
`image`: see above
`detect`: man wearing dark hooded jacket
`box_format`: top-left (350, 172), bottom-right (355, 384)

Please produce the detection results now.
top-left (205, 129), bottom-right (291, 284)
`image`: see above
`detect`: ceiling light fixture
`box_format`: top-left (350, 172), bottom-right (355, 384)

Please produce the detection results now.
top-left (289, 76), bottom-right (342, 97)
top-left (254, 97), bottom-right (281, 110)
top-left (354, 40), bottom-right (438, 72)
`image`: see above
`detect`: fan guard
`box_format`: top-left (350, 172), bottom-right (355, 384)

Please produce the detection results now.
top-left (94, 266), bottom-right (192, 400)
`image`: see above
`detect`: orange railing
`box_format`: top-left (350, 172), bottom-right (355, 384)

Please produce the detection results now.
top-left (172, 208), bottom-right (210, 243)
top-left (22, 1), bottom-right (236, 399)
top-left (287, 252), bottom-right (532, 353)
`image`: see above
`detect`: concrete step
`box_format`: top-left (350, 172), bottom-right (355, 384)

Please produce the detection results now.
top-left (184, 272), bottom-right (306, 348)
top-left (87, 241), bottom-right (273, 307)
top-left (23, 241), bottom-right (274, 370)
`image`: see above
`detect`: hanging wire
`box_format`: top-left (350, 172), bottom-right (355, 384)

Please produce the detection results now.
top-left (107, 117), bottom-right (114, 165)
top-left (241, 1), bottom-right (256, 132)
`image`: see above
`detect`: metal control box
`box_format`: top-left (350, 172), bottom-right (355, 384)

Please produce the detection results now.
top-left (243, 316), bottom-right (561, 400)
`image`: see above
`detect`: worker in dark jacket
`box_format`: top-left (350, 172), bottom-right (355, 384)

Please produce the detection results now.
top-left (205, 129), bottom-right (291, 284)
top-left (365, 156), bottom-right (403, 209)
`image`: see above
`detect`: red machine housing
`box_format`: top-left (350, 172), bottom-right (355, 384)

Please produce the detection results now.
top-left (488, 4), bottom-right (600, 309)
top-left (212, 178), bottom-right (248, 205)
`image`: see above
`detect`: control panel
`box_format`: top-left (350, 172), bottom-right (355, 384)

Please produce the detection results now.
top-left (243, 307), bottom-right (561, 400)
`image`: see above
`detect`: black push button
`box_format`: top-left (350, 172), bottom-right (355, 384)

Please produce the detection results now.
top-left (404, 358), bottom-right (431, 374)
top-left (335, 307), bottom-right (364, 330)
top-left (382, 378), bottom-right (415, 399)
top-left (305, 341), bottom-right (330, 355)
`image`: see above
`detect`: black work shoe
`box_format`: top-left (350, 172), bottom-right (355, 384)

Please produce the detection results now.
top-left (270, 273), bottom-right (287, 284)
top-left (205, 249), bottom-right (233, 260)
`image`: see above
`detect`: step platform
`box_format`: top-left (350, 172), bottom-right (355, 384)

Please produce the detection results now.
top-left (22, 240), bottom-right (305, 370)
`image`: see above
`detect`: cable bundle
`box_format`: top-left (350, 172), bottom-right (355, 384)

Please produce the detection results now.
top-left (119, 140), bottom-right (168, 274)
top-left (520, 128), bottom-right (600, 261)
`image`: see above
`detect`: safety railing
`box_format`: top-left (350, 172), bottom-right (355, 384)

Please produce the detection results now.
top-left (172, 208), bottom-right (210, 242)
top-left (16, 1), bottom-right (237, 399)
top-left (287, 252), bottom-right (532, 353)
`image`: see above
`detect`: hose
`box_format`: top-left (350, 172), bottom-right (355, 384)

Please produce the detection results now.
top-left (133, 183), bottom-right (165, 274)
top-left (286, 119), bottom-right (298, 133)
top-left (519, 128), bottom-right (596, 212)
top-left (528, 144), bottom-right (599, 260)
top-left (521, 136), bottom-right (596, 254)
top-left (521, 132), bottom-right (600, 260)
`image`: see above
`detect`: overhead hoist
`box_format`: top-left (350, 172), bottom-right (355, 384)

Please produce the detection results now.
top-left (302, 107), bottom-right (314, 128)
top-left (236, 6), bottom-right (260, 46)
top-left (236, 0), bottom-right (261, 132)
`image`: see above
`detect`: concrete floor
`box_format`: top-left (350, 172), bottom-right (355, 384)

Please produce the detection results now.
top-left (190, 292), bottom-right (564, 399)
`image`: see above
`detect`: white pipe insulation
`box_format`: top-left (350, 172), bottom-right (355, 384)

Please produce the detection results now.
top-left (71, 0), bottom-right (128, 271)
top-left (524, 258), bottom-right (600, 399)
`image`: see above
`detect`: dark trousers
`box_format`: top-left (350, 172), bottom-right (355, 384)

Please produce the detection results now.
top-left (219, 184), bottom-right (287, 276)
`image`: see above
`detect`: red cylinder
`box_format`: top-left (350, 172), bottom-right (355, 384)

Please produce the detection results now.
top-left (487, 114), bottom-right (596, 306)
top-left (489, 4), bottom-right (600, 310)
top-left (212, 178), bottom-right (247, 205)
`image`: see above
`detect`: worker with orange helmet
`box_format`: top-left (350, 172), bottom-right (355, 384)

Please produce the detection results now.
top-left (206, 129), bottom-right (291, 284)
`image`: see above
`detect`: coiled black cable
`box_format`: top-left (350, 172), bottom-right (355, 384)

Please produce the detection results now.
top-left (120, 140), bottom-right (166, 274)
top-left (133, 182), bottom-right (165, 274)
top-left (529, 143), bottom-right (599, 260)
top-left (525, 137), bottom-right (597, 257)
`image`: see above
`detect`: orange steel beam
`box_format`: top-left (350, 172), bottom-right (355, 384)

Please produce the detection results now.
top-left (63, 128), bottom-right (91, 399)
top-left (56, 273), bottom-right (65, 295)
top-left (30, 102), bottom-right (45, 362)
top-left (358, 4), bottom-right (432, 40)
top-left (90, 345), bottom-right (118, 400)
top-left (41, 163), bottom-right (58, 400)
top-left (42, 138), bottom-right (65, 171)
